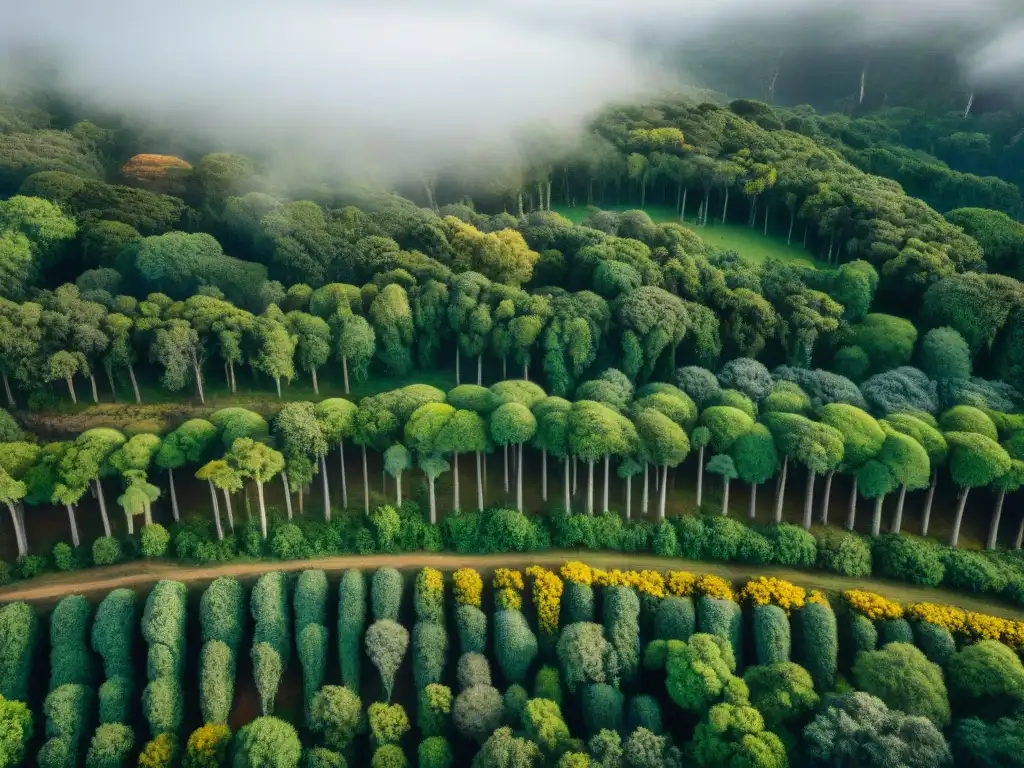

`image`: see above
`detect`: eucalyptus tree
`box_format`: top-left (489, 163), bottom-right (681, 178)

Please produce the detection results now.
top-left (763, 412), bottom-right (843, 526)
top-left (228, 438), bottom-right (285, 538)
top-left (194, 459), bottom-right (228, 539)
top-left (490, 380), bottom-right (546, 497)
top-left (568, 400), bottom-right (632, 515)
top-left (691, 426), bottom-right (711, 508)
top-left (26, 442), bottom-right (81, 546)
top-left (857, 426), bottom-right (931, 537)
top-left (108, 433), bottom-right (162, 532)
top-left (101, 312), bottom-right (141, 403)
top-left (150, 318), bottom-right (205, 403)
top-left (819, 404), bottom-right (885, 528)
top-left (730, 424), bottom-right (778, 520)
top-left (447, 271), bottom-right (493, 385)
top-left (254, 306), bottom-right (297, 398)
top-left (488, 402), bottom-right (537, 512)
top-left (989, 459), bottom-right (1024, 550)
top-left (706, 454), bottom-right (739, 516)
top-left (0, 298), bottom-right (43, 409)
top-left (634, 408), bottom-right (689, 518)
top-left (274, 403), bottom-right (328, 519)
top-left (405, 402), bottom-right (456, 523)
top-left (336, 313), bottom-right (375, 394)
top-left (370, 283), bottom-right (415, 377)
top-left (0, 441), bottom-right (39, 556)
top-left (447, 384), bottom-right (500, 510)
top-left (615, 287), bottom-right (689, 382)
top-left (435, 409), bottom-right (488, 511)
top-left (532, 397), bottom-right (571, 511)
top-left (58, 428), bottom-right (127, 538)
top-left (383, 444), bottom-right (412, 507)
top-left (286, 312), bottom-right (331, 395)
top-left (155, 418), bottom-right (218, 523)
top-left (182, 294), bottom-right (255, 396)
top-left (46, 350), bottom-right (89, 404)
top-left (945, 431), bottom-right (1011, 547)
top-left (883, 413), bottom-right (948, 536)
top-left (314, 398), bottom-right (357, 515)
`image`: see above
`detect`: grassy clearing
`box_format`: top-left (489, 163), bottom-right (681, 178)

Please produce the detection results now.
top-left (552, 203), bottom-right (828, 269)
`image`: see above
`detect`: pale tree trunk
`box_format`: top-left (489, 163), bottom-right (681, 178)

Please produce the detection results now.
top-left (128, 362), bottom-right (142, 404)
top-left (427, 475), bottom-right (437, 524)
top-left (65, 376), bottom-right (77, 405)
top-left (847, 474), bottom-right (859, 531)
top-left (950, 487), bottom-right (970, 547)
top-left (476, 452), bottom-right (484, 511)
top-left (787, 210), bottom-right (795, 245)
top-left (642, 463), bottom-right (649, 516)
top-left (395, 472), bottom-right (403, 507)
top-left (721, 187), bottom-right (730, 223)
top-left (802, 468), bottom-right (816, 530)
top-left (987, 488), bottom-right (1006, 550)
top-left (274, 377), bottom-right (282, 399)
top-left (764, 205), bottom-right (769, 236)
top-left (573, 457), bottom-right (577, 496)
top-left (748, 483), bottom-right (757, 521)
top-left (89, 373), bottom-right (99, 404)
top-left (921, 470), bottom-right (937, 536)
top-left (311, 367), bottom-right (319, 396)
top-left (503, 445), bottom-right (509, 495)
top-left (206, 479), bottom-right (224, 539)
top-left (2, 373), bottom-right (13, 409)
top-left (339, 440), bottom-right (348, 510)
top-left (256, 480), bottom-right (268, 538)
top-left (659, 465), bottom-right (669, 519)
top-left (502, 358), bottom-right (507, 380)
top-left (223, 489), bottom-right (234, 531)
top-left (66, 504), bottom-right (80, 547)
top-left (191, 351), bottom-right (205, 404)
top-left (342, 356), bottom-right (350, 394)
top-left (229, 361), bottom-right (237, 393)
top-left (1015, 515), bottom-right (1023, 550)
top-left (563, 459), bottom-right (570, 514)
top-left (523, 361), bottom-right (529, 381)
top-left (95, 478), bottom-right (111, 537)
top-left (105, 366), bottom-right (117, 402)
top-left (870, 495), bottom-right (885, 537)
top-left (890, 484), bottom-right (908, 534)
top-left (477, 355), bottom-right (482, 386)
top-left (455, 348), bottom-right (460, 386)
top-left (125, 510), bottom-right (134, 536)
top-left (625, 475), bottom-right (632, 520)
top-left (964, 91), bottom-right (974, 118)
top-left (167, 468), bottom-right (180, 522)
top-left (517, 444), bottom-right (524, 513)
top-left (774, 456), bottom-right (788, 523)
top-left (144, 502), bottom-right (152, 526)
top-left (281, 472), bottom-right (293, 519)
top-left (587, 460), bottom-right (595, 515)
top-left (5, 503), bottom-right (26, 557)
top-left (721, 476), bottom-right (730, 516)
top-left (361, 445), bottom-right (369, 515)
top-left (680, 187), bottom-right (688, 222)
top-left (820, 471), bottom-right (834, 524)
top-left (696, 446), bottom-right (705, 507)
top-left (603, 454), bottom-right (610, 514)
top-left (320, 455), bottom-right (330, 521)
top-left (541, 448), bottom-right (547, 502)
top-left (453, 452), bottom-right (460, 510)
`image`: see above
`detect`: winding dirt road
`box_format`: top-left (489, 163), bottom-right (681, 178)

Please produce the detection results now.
top-left (2, 550), bottom-right (1022, 618)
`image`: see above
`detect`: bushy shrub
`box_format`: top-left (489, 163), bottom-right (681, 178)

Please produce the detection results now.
top-left (137, 732), bottom-right (176, 768)
top-left (233, 717), bottom-right (301, 768)
top-left (298, 624), bottom-right (328, 714)
top-left (309, 685), bottom-right (363, 751)
top-left (0, 601), bottom-right (38, 702)
top-left (766, 524), bottom-right (817, 567)
top-left (674, 515), bottom-right (707, 559)
top-left (270, 523), bottom-right (307, 560)
top-left (338, 569), bottom-right (367, 691)
top-left (561, 581), bottom-right (595, 625)
top-left (702, 516), bottom-right (745, 561)
top-left (457, 653), bottom-right (491, 690)
top-left (50, 594), bottom-right (95, 690)
top-left (200, 577), bottom-right (245, 650)
top-left (604, 586), bottom-right (641, 683)
top-left (85, 723), bottom-right (134, 768)
top-left (872, 535), bottom-right (944, 587)
top-left (294, 570), bottom-right (329, 631)
top-left (92, 589), bottom-right (136, 681)
top-left (251, 571), bottom-right (292, 662)
top-left (418, 736), bottom-right (452, 768)
top-left (452, 685), bottom-right (503, 743)
top-left (952, 715), bottom-right (1024, 768)
top-left (941, 549), bottom-right (1007, 594)
top-left (92, 536), bottom-right (122, 566)
top-left (533, 665), bottom-right (562, 706)
top-left (816, 529), bottom-right (872, 577)
top-left (184, 723), bottom-right (231, 768)
top-left (413, 622), bottom-right (448, 690)
top-left (654, 596), bottom-right (695, 641)
top-left (557, 622), bottom-right (616, 693)
top-left (414, 568), bottom-right (445, 623)
top-left (879, 619), bottom-right (914, 646)
top-left (736, 527), bottom-right (774, 564)
top-left (366, 619), bottom-right (409, 702)
top-left (98, 676), bottom-right (131, 724)
top-left (797, 602), bottom-right (838, 692)
top-left (502, 684), bottom-right (528, 727)
top-left (912, 621), bottom-right (956, 666)
top-left (753, 605), bottom-right (790, 665)
top-left (14, 554), bottom-right (47, 579)
top-left (664, 634), bottom-right (744, 713)
top-left (368, 702), bottom-right (410, 747)
top-left (44, 683), bottom-right (94, 748)
top-left (696, 596), bottom-right (742, 667)
top-left (494, 610), bottom-right (538, 686)
top-left (371, 745), bottom-right (406, 768)
top-left (417, 684), bottom-right (452, 737)
top-left (454, 605), bottom-right (487, 655)
top-left (0, 560), bottom-right (11, 586)
top-left (652, 520), bottom-right (678, 557)
top-left (372, 568), bottom-right (404, 622)
top-left (849, 613), bottom-right (878, 657)
top-left (743, 662), bottom-right (819, 728)
top-left (199, 640), bottom-right (234, 725)
top-left (140, 525), bottom-right (170, 558)
top-left (142, 677), bottom-right (183, 734)
top-left (582, 683), bottom-right (624, 737)
top-left (38, 737), bottom-right (73, 768)
top-left (627, 695), bottom-right (663, 735)
top-left (946, 640), bottom-right (1024, 719)
top-left (853, 643), bottom-right (950, 727)
top-left (52, 542), bottom-right (79, 571)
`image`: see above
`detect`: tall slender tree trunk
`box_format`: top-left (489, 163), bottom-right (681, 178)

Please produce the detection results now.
top-left (320, 455), bottom-right (330, 521)
top-left (656, 465), bottom-right (667, 519)
top-left (427, 475), bottom-right (437, 524)
top-left (503, 445), bottom-right (509, 494)
top-left (642, 463), bottom-right (650, 516)
top-left (311, 367), bottom-right (319, 396)
top-left (625, 475), bottom-right (632, 520)
top-left (396, 472), bottom-right (403, 507)
top-left (223, 489), bottom-right (234, 531)
top-left (950, 487), bottom-right (970, 547)
top-left (523, 361), bottom-right (529, 381)
top-left (105, 366), bottom-right (117, 402)
top-left (281, 472), bottom-right (293, 519)
top-left (748, 483), bottom-right (758, 521)
top-left (703, 190), bottom-right (711, 225)
top-left (476, 451), bottom-right (484, 511)
top-left (95, 478), bottom-right (111, 537)
top-left (603, 454), bottom-right (610, 513)
top-left (680, 188), bottom-right (688, 222)
top-left (921, 470), bottom-right (937, 536)
top-left (1015, 515), bottom-right (1024, 550)
top-left (502, 358), bottom-right (507, 380)
top-left (338, 439), bottom-right (348, 510)
top-left (787, 210), bottom-right (795, 245)
top-left (987, 488), bottom-right (1006, 550)
top-left (517, 444), bottom-right (524, 512)
top-left (127, 362), bottom-right (142, 404)
top-left (65, 376), bottom-right (77, 405)
top-left (66, 503), bottom-right (80, 547)
top-left (166, 468), bottom-right (180, 522)
top-left (696, 446), bottom-right (705, 507)
top-left (847, 474), bottom-right (859, 531)
top-left (721, 476), bottom-right (730, 516)
top-left (721, 187), bottom-right (730, 223)
top-left (477, 354), bottom-right (482, 386)
top-left (820, 471), bottom-right (834, 524)
top-left (870, 495), bottom-right (885, 536)
top-left (89, 373), bottom-right (99, 404)
top-left (454, 348), bottom-right (460, 386)
top-left (229, 361), bottom-right (237, 393)
top-left (541, 448), bottom-right (547, 502)
top-left (890, 484), bottom-right (908, 534)
top-left (256, 480), bottom-right (268, 538)
top-left (802, 468), bottom-right (816, 529)
top-left (5, 503), bottom-right (26, 557)
top-left (274, 377), bottom-right (282, 399)
top-left (207, 479), bottom-right (224, 540)
top-left (361, 445), bottom-right (369, 515)
top-left (1, 373), bottom-right (13, 409)
top-left (764, 205), bottom-right (769, 235)
top-left (572, 457), bottom-right (577, 496)
top-left (452, 451), bottom-right (460, 511)
top-left (125, 510), bottom-right (134, 536)
top-left (587, 460), bottom-right (595, 515)
top-left (774, 456), bottom-right (788, 523)
top-left (563, 458), bottom-right (570, 514)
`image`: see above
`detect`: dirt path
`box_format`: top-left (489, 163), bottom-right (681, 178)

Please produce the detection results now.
top-left (2, 550), bottom-right (1022, 618)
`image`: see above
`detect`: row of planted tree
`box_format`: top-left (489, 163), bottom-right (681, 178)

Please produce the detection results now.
top-left (3, 365), bottom-right (1023, 563)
